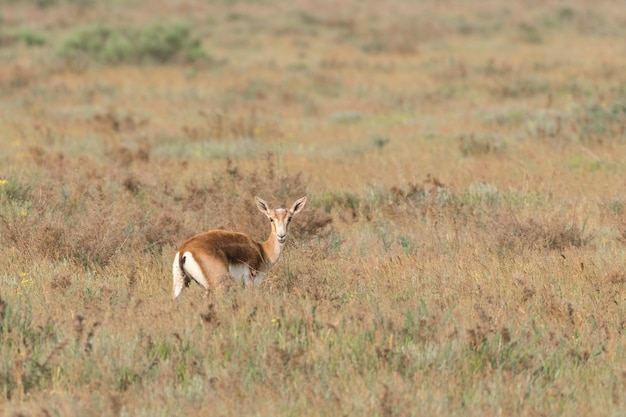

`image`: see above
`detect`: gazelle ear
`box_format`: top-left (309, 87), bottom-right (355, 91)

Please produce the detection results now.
top-left (290, 196), bottom-right (307, 215)
top-left (255, 196), bottom-right (270, 216)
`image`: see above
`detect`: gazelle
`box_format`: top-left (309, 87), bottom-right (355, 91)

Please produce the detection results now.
top-left (172, 196), bottom-right (307, 299)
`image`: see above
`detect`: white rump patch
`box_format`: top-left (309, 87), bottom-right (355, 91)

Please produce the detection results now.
top-left (179, 251), bottom-right (209, 293)
top-left (172, 252), bottom-right (185, 299)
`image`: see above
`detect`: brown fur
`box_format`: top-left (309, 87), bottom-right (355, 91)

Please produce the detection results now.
top-left (178, 230), bottom-right (267, 273)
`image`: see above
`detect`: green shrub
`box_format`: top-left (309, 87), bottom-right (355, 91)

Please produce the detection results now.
top-left (576, 101), bottom-right (626, 143)
top-left (0, 26), bottom-right (46, 47)
top-left (59, 22), bottom-right (209, 64)
top-left (14, 27), bottom-right (46, 46)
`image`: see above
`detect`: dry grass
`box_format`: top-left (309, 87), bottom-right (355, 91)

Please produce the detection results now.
top-left (1, 0), bottom-right (626, 416)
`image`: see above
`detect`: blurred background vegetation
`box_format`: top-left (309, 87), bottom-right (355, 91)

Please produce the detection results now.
top-left (1, 0), bottom-right (625, 416)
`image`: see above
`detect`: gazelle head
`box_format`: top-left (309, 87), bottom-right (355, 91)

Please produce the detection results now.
top-left (255, 196), bottom-right (307, 244)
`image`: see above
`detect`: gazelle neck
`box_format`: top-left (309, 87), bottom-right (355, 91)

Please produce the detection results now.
top-left (261, 231), bottom-right (286, 267)
top-left (254, 196), bottom-right (306, 271)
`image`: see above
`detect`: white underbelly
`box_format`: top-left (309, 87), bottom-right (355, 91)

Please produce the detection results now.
top-left (228, 263), bottom-right (250, 283)
top-left (228, 263), bottom-right (265, 286)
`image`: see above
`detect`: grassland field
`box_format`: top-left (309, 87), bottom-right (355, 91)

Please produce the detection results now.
top-left (1, 0), bottom-right (626, 416)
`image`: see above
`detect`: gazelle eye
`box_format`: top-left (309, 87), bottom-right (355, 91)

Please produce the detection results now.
top-left (288, 217), bottom-right (293, 222)
top-left (269, 218), bottom-right (274, 222)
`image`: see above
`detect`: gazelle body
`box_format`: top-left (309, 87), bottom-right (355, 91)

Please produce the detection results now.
top-left (172, 196), bottom-right (306, 299)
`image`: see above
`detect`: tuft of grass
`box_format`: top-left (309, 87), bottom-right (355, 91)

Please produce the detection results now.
top-left (330, 111), bottom-right (362, 124)
top-left (459, 133), bottom-right (506, 157)
top-left (517, 22), bottom-right (544, 44)
top-left (575, 101), bottom-right (626, 143)
top-left (315, 190), bottom-right (360, 215)
top-left (525, 100), bottom-right (625, 143)
top-left (489, 211), bottom-right (591, 253)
